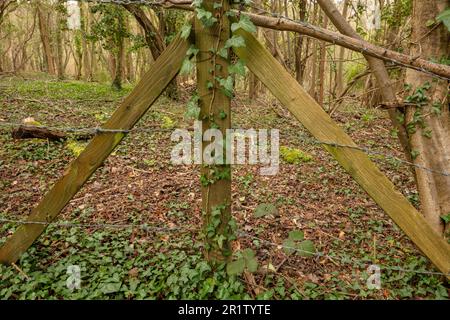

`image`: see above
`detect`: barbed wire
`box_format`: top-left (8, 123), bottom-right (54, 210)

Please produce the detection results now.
top-left (0, 216), bottom-right (447, 276)
top-left (237, 230), bottom-right (450, 276)
top-left (293, 133), bottom-right (450, 177)
top-left (0, 217), bottom-right (188, 233)
top-left (0, 121), bottom-right (176, 134)
top-left (1, 120), bottom-right (449, 177)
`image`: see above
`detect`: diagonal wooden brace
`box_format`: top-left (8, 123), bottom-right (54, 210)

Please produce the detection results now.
top-left (232, 29), bottom-right (450, 276)
top-left (0, 34), bottom-right (190, 265)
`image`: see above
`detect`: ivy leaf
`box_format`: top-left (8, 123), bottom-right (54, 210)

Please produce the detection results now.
top-left (191, 0), bottom-right (203, 7)
top-left (180, 23), bottom-right (192, 39)
top-left (216, 234), bottom-right (227, 249)
top-left (180, 57), bottom-right (194, 75)
top-left (185, 93), bottom-right (200, 120)
top-left (216, 76), bottom-right (234, 98)
top-left (219, 110), bottom-right (227, 119)
top-left (441, 213), bottom-right (450, 224)
top-left (432, 102), bottom-right (442, 115)
top-left (231, 15), bottom-right (257, 33)
top-left (297, 240), bottom-right (316, 257)
top-left (196, 8), bottom-right (217, 27)
top-left (100, 282), bottom-right (122, 294)
top-left (254, 203), bottom-right (278, 218)
top-left (218, 47), bottom-right (228, 59)
top-left (186, 45), bottom-right (199, 57)
top-left (422, 129), bottom-right (433, 139)
top-left (211, 207), bottom-right (222, 217)
top-left (224, 35), bottom-right (246, 49)
top-left (226, 258), bottom-right (245, 275)
top-left (228, 60), bottom-right (246, 76)
top-left (185, 105), bottom-right (200, 120)
top-left (436, 8), bottom-right (450, 32)
top-left (288, 230), bottom-right (304, 241)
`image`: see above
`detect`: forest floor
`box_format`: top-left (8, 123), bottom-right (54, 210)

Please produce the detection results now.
top-left (0, 74), bottom-right (448, 300)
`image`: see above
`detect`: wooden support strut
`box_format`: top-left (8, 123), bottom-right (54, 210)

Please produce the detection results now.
top-left (0, 33), bottom-right (190, 265)
top-left (232, 29), bottom-right (450, 276)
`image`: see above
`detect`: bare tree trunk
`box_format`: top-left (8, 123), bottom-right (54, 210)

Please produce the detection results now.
top-left (248, 0), bottom-right (262, 99)
top-left (404, 0), bottom-right (450, 234)
top-left (336, 0), bottom-right (349, 95)
top-left (74, 30), bottom-right (83, 80)
top-left (123, 4), bottom-right (164, 59)
top-left (37, 4), bottom-right (56, 75)
top-left (308, 2), bottom-right (319, 98)
top-left (294, 0), bottom-right (307, 84)
top-left (284, 0), bottom-right (291, 64)
top-left (123, 4), bottom-right (178, 97)
top-left (55, 2), bottom-right (65, 80)
top-left (86, 3), bottom-right (96, 81)
top-left (112, 17), bottom-right (124, 90)
top-left (0, 1), bottom-right (17, 72)
top-left (317, 14), bottom-right (328, 106)
top-left (263, 0), bottom-right (287, 68)
top-left (79, 2), bottom-right (92, 81)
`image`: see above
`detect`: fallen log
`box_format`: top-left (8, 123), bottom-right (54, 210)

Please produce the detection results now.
top-left (11, 125), bottom-right (92, 141)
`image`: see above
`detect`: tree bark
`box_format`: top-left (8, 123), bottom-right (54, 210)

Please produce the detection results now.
top-left (80, 2), bottom-right (92, 81)
top-left (11, 125), bottom-right (91, 141)
top-left (123, 4), bottom-right (165, 60)
top-left (55, 1), bottom-right (65, 80)
top-left (248, 0), bottom-right (262, 99)
top-left (294, 0), bottom-right (307, 84)
top-left (123, 4), bottom-right (178, 98)
top-left (36, 4), bottom-right (56, 75)
top-left (308, 2), bottom-right (319, 98)
top-left (404, 0), bottom-right (450, 234)
top-left (317, 14), bottom-right (328, 106)
top-left (336, 0), bottom-right (349, 95)
top-left (112, 27), bottom-right (124, 90)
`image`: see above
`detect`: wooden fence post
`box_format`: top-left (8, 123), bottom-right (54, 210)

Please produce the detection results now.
top-left (195, 0), bottom-right (233, 262)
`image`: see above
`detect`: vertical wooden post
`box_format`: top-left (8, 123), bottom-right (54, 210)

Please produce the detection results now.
top-left (195, 0), bottom-right (232, 262)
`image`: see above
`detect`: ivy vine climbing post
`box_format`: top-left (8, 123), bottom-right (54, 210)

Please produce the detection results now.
top-left (194, 0), bottom-right (233, 263)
